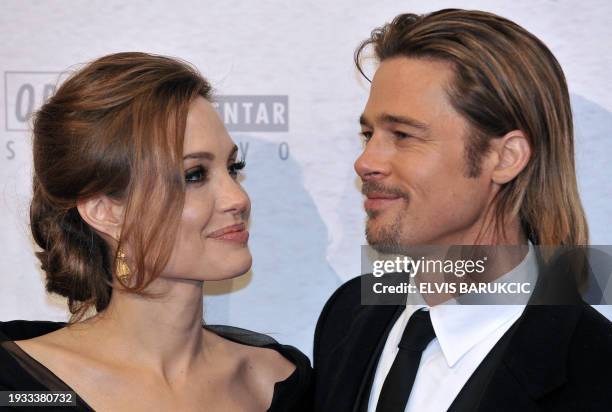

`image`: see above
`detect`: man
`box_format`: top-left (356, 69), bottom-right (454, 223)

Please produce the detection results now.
top-left (313, 9), bottom-right (612, 412)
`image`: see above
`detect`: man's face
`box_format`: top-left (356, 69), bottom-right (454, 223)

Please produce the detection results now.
top-left (355, 57), bottom-right (495, 251)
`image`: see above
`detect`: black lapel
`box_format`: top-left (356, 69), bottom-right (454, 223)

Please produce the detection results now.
top-left (450, 249), bottom-right (585, 411)
top-left (353, 304), bottom-right (405, 412)
top-left (319, 303), bottom-right (402, 412)
top-left (475, 305), bottom-right (581, 411)
top-left (490, 249), bottom-right (584, 405)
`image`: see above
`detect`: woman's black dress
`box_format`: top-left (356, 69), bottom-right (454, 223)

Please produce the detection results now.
top-left (0, 320), bottom-right (313, 411)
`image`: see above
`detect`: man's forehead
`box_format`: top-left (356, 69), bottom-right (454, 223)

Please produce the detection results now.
top-left (363, 57), bottom-right (457, 125)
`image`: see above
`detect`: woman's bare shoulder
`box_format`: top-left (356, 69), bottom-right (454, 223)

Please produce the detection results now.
top-left (203, 326), bottom-right (297, 408)
top-left (13, 322), bottom-right (108, 376)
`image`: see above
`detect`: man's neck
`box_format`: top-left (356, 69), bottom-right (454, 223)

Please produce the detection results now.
top-left (413, 216), bottom-right (530, 306)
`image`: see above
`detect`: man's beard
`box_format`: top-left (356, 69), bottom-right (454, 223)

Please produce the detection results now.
top-left (362, 181), bottom-right (410, 254)
top-left (366, 211), bottom-right (406, 254)
top-left (361, 181), bottom-right (409, 254)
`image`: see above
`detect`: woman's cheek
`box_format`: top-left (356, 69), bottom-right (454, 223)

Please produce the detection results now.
top-left (182, 194), bottom-right (214, 230)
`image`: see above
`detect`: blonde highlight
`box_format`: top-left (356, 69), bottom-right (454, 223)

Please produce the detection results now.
top-left (355, 9), bottom-right (588, 247)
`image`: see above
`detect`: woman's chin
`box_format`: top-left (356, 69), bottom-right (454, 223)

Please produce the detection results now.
top-left (201, 252), bottom-right (253, 281)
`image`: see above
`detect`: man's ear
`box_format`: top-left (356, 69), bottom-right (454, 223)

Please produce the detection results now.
top-left (76, 195), bottom-right (125, 242)
top-left (489, 130), bottom-right (532, 184)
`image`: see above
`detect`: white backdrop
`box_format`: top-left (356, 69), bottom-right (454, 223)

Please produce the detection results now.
top-left (1, 0), bottom-right (611, 358)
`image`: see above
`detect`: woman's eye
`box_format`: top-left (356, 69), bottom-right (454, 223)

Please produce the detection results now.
top-left (229, 160), bottom-right (246, 178)
top-left (185, 166), bottom-right (208, 184)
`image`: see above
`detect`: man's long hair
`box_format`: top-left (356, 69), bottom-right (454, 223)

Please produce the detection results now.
top-left (355, 9), bottom-right (588, 246)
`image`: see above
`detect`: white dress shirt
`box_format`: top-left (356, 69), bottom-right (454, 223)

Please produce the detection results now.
top-left (367, 242), bottom-right (538, 412)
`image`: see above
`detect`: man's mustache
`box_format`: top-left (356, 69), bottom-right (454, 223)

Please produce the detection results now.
top-left (361, 181), bottom-right (410, 200)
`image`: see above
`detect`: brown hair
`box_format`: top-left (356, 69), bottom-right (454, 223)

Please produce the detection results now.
top-left (30, 52), bottom-right (212, 320)
top-left (355, 9), bottom-right (588, 246)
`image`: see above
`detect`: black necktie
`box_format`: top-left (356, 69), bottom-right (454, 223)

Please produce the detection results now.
top-left (375, 309), bottom-right (436, 412)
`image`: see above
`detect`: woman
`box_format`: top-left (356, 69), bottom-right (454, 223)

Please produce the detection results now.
top-left (0, 52), bottom-right (312, 411)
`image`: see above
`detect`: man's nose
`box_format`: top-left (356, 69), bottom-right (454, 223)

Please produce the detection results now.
top-left (354, 135), bottom-right (392, 181)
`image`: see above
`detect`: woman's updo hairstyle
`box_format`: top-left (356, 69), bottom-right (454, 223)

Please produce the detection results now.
top-left (30, 52), bottom-right (212, 320)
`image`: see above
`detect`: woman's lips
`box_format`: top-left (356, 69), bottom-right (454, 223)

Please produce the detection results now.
top-left (207, 223), bottom-right (249, 243)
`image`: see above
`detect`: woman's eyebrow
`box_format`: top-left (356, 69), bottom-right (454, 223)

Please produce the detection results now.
top-left (183, 151), bottom-right (214, 160)
top-left (183, 145), bottom-right (238, 161)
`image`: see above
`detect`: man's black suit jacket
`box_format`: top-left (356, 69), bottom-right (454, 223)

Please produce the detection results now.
top-left (313, 275), bottom-right (612, 412)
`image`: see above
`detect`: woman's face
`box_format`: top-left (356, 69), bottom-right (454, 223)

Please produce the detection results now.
top-left (161, 96), bottom-right (252, 281)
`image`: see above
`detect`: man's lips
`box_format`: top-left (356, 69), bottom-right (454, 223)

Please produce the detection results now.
top-left (363, 192), bottom-right (402, 210)
top-left (207, 223), bottom-right (249, 243)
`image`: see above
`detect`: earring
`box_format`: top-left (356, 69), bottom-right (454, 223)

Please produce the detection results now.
top-left (116, 247), bottom-right (131, 284)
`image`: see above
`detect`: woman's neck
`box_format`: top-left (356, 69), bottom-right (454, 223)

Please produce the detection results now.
top-left (81, 277), bottom-right (208, 383)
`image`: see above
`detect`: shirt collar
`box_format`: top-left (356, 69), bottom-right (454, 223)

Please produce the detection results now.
top-left (405, 241), bottom-right (537, 367)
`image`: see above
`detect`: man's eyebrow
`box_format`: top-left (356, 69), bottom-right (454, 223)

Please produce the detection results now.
top-left (359, 113), bottom-right (429, 131)
top-left (359, 114), bottom-right (371, 127)
top-left (183, 151), bottom-right (214, 160)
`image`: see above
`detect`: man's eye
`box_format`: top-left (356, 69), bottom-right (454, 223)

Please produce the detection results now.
top-left (185, 166), bottom-right (207, 184)
top-left (393, 131), bottom-right (410, 139)
top-left (229, 160), bottom-right (246, 178)
top-left (360, 131), bottom-right (373, 142)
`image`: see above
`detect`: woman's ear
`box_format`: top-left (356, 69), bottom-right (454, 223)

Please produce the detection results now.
top-left (76, 195), bottom-right (125, 242)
